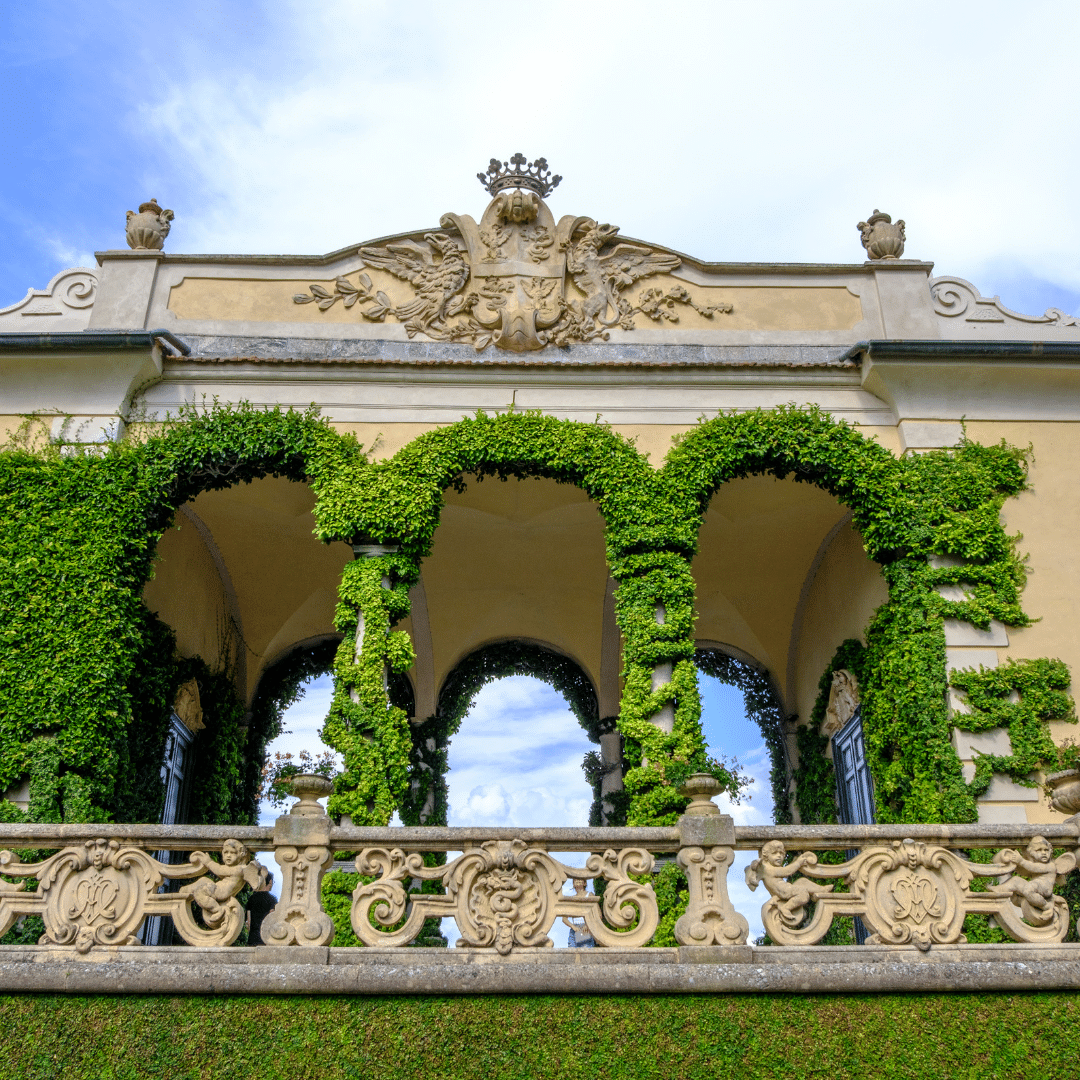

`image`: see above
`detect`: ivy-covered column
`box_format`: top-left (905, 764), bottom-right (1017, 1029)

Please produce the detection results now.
top-left (322, 538), bottom-right (416, 826)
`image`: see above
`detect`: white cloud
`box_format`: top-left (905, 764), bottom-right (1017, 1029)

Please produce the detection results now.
top-left (132, 0), bottom-right (1080, 307)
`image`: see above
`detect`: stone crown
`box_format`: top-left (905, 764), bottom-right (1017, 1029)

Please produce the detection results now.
top-left (478, 153), bottom-right (562, 198)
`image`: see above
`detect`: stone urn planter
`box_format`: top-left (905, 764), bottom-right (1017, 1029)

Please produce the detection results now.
top-left (1045, 769), bottom-right (1080, 815)
top-left (857, 209), bottom-right (906, 260)
top-left (676, 772), bottom-right (722, 816)
top-left (125, 198), bottom-right (174, 250)
top-left (288, 772), bottom-right (334, 816)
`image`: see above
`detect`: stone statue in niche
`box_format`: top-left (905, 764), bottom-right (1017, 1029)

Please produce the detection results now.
top-left (820, 668), bottom-right (860, 740)
top-left (173, 678), bottom-right (205, 732)
top-left (125, 199), bottom-right (174, 251)
top-left (857, 209), bottom-right (905, 260)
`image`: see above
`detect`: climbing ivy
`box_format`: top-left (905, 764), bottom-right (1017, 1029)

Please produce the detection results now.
top-left (950, 659), bottom-right (1076, 795)
top-left (0, 405), bottom-right (360, 825)
top-left (0, 401), bottom-right (1072, 839)
top-left (311, 411), bottom-right (729, 827)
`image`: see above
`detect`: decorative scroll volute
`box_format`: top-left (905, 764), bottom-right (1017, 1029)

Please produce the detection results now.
top-left (0, 838), bottom-right (265, 952)
top-left (351, 840), bottom-right (657, 953)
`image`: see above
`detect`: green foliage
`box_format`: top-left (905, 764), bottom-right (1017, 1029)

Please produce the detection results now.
top-left (950, 658), bottom-right (1077, 796)
top-left (0, 404), bottom-right (359, 825)
top-left (4, 992), bottom-right (1080, 1079)
top-left (312, 411), bottom-right (717, 827)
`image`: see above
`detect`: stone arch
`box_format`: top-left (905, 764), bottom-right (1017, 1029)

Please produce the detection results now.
top-left (319, 411), bottom-right (702, 827)
top-left (401, 638), bottom-right (604, 826)
top-left (117, 405), bottom-right (356, 826)
top-left (662, 406), bottom-right (964, 824)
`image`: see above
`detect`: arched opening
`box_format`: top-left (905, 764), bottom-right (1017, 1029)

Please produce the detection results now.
top-left (690, 474), bottom-right (887, 824)
top-left (142, 474), bottom-right (351, 825)
top-left (384, 470), bottom-right (621, 826)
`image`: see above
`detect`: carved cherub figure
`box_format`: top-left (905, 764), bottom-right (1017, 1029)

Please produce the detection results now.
top-left (745, 840), bottom-right (835, 928)
top-left (988, 835), bottom-right (1076, 917)
top-left (178, 839), bottom-right (266, 928)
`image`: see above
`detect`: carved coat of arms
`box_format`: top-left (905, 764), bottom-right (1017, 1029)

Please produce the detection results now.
top-left (295, 154), bottom-right (730, 352)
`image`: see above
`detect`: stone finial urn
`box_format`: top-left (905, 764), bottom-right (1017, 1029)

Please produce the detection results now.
top-left (125, 199), bottom-right (174, 250)
top-left (1046, 769), bottom-right (1080, 815)
top-left (857, 209), bottom-right (906, 260)
top-left (676, 772), bottom-right (722, 817)
top-left (288, 773), bottom-right (333, 817)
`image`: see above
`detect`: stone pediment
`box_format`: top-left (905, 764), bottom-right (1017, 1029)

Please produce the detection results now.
top-left (160, 222), bottom-right (873, 349)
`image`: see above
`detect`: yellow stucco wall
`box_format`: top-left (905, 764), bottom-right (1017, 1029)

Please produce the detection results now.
top-left (965, 422), bottom-right (1080, 683)
top-left (143, 515), bottom-right (229, 669)
top-left (790, 520), bottom-right (889, 724)
top-left (420, 477), bottom-right (609, 693)
top-left (168, 275), bottom-right (863, 332)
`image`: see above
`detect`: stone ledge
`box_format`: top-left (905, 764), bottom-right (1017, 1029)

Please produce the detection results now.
top-left (3, 944), bottom-right (1079, 994)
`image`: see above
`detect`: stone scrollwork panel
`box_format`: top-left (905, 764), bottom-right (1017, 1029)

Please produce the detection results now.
top-left (747, 836), bottom-right (1077, 950)
top-left (0, 837), bottom-right (266, 952)
top-left (260, 844), bottom-right (335, 946)
top-left (351, 840), bottom-right (657, 953)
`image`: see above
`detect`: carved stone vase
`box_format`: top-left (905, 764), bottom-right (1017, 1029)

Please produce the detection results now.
top-left (125, 199), bottom-right (174, 250)
top-left (288, 773), bottom-right (334, 816)
top-left (857, 210), bottom-right (905, 260)
top-left (1046, 769), bottom-right (1080, 815)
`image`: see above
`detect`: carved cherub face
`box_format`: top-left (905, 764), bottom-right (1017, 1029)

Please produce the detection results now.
top-left (221, 840), bottom-right (246, 867)
top-left (1027, 837), bottom-right (1052, 863)
top-left (572, 878), bottom-right (588, 895)
top-left (86, 838), bottom-right (109, 870)
top-left (761, 841), bottom-right (786, 866)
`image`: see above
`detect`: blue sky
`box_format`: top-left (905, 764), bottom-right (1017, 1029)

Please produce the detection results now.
top-left (3, 1), bottom-right (1079, 318)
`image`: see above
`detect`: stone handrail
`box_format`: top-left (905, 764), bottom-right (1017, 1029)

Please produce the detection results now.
top-left (1, 774), bottom-right (1078, 955)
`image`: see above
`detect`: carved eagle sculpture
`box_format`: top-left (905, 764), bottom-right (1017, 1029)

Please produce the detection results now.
top-left (566, 221), bottom-right (681, 327)
top-left (359, 233), bottom-right (471, 339)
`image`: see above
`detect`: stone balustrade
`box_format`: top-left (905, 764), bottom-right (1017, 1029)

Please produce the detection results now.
top-left (2, 778), bottom-right (1079, 993)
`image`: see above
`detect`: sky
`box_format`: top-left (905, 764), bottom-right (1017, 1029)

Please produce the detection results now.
top-left (2, 0), bottom-right (1080, 320)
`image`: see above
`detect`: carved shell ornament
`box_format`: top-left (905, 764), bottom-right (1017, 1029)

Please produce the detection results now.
top-left (293, 156), bottom-right (732, 352)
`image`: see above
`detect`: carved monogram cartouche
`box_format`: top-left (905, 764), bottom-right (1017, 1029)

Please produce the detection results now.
top-left (294, 154), bottom-right (731, 352)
